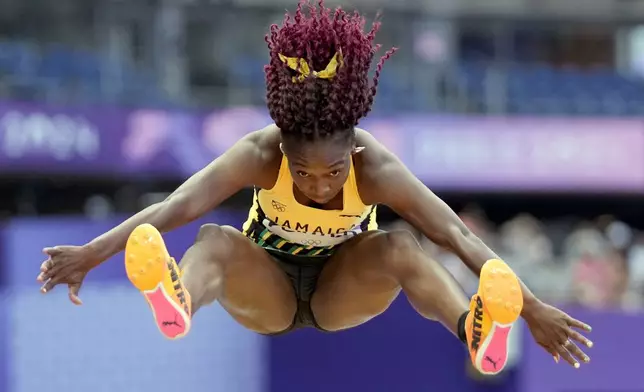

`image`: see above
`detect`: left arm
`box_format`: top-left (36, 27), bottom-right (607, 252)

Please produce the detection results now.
top-left (356, 130), bottom-right (593, 368)
top-left (356, 137), bottom-right (539, 313)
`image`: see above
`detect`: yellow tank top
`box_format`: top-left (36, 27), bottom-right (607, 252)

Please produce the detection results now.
top-left (242, 155), bottom-right (377, 257)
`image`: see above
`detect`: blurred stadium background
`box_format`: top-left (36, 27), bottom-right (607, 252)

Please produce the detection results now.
top-left (0, 0), bottom-right (642, 391)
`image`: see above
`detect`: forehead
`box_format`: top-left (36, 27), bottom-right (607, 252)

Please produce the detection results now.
top-left (283, 137), bottom-right (352, 167)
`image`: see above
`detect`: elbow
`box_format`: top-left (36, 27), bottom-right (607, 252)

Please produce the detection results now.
top-left (161, 193), bottom-right (198, 224)
top-left (445, 223), bottom-right (480, 254)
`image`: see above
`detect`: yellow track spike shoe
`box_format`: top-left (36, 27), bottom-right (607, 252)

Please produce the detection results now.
top-left (125, 224), bottom-right (192, 340)
top-left (465, 259), bottom-right (523, 375)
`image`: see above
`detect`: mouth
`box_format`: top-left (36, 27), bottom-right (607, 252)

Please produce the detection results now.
top-left (310, 197), bottom-right (332, 204)
top-left (306, 193), bottom-right (335, 205)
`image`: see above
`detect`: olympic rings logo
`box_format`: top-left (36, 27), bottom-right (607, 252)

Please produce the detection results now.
top-left (301, 239), bottom-right (322, 246)
top-left (271, 200), bottom-right (286, 212)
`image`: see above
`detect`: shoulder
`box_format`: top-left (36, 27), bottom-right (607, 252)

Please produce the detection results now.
top-left (243, 124), bottom-right (283, 189)
top-left (353, 128), bottom-right (401, 204)
top-left (245, 123), bottom-right (282, 162)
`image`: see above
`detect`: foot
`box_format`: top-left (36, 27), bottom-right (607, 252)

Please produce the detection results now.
top-left (125, 223), bottom-right (192, 340)
top-left (465, 259), bottom-right (523, 375)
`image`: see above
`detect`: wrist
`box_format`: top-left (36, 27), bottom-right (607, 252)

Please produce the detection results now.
top-left (82, 241), bottom-right (106, 268)
top-left (521, 295), bottom-right (542, 318)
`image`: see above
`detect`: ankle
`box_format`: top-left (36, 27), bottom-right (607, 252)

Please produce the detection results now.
top-left (457, 310), bottom-right (469, 344)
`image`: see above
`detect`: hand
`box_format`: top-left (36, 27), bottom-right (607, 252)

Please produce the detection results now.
top-left (36, 245), bottom-right (99, 305)
top-left (523, 301), bottom-right (593, 368)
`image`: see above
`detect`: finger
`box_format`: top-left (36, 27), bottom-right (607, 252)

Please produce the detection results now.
top-left (564, 338), bottom-right (590, 364)
top-left (68, 283), bottom-right (83, 306)
top-left (38, 264), bottom-right (61, 283)
top-left (40, 259), bottom-right (53, 273)
top-left (568, 328), bottom-right (594, 349)
top-left (37, 272), bottom-right (48, 283)
top-left (37, 266), bottom-right (59, 283)
top-left (556, 342), bottom-right (580, 368)
top-left (38, 257), bottom-right (68, 282)
top-left (566, 316), bottom-right (592, 332)
top-left (40, 278), bottom-right (59, 294)
top-left (37, 263), bottom-right (53, 282)
top-left (549, 348), bottom-right (560, 364)
top-left (539, 342), bottom-right (560, 364)
top-left (42, 247), bottom-right (62, 257)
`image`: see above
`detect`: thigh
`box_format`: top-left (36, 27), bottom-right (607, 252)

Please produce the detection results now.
top-left (189, 224), bottom-right (297, 333)
top-left (310, 230), bottom-right (405, 331)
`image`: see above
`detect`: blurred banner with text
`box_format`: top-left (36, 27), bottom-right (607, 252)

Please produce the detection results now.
top-left (1, 102), bottom-right (643, 192)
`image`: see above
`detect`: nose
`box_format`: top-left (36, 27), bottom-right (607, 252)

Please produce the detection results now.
top-left (309, 182), bottom-right (332, 200)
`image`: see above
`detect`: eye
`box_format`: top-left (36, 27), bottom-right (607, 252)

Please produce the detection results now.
top-left (329, 170), bottom-right (341, 177)
top-left (297, 171), bottom-right (310, 178)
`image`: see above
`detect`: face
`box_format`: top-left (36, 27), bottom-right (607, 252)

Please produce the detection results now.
top-left (282, 133), bottom-right (354, 205)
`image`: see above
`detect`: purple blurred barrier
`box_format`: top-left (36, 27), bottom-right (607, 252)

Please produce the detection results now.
top-left (0, 211), bottom-right (267, 392)
top-left (0, 297), bottom-right (7, 392)
top-left (1, 102), bottom-right (643, 191)
top-left (2, 211), bottom-right (242, 287)
top-left (0, 214), bottom-right (640, 392)
top-left (521, 307), bottom-right (643, 392)
top-left (269, 296), bottom-right (520, 392)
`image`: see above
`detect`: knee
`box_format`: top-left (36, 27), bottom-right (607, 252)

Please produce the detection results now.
top-left (196, 224), bottom-right (240, 241)
top-left (194, 224), bottom-right (235, 259)
top-left (380, 230), bottom-right (425, 271)
top-left (384, 230), bottom-right (423, 257)
top-left (196, 223), bottom-right (225, 240)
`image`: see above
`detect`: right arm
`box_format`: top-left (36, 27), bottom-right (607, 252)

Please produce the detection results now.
top-left (85, 127), bottom-right (275, 265)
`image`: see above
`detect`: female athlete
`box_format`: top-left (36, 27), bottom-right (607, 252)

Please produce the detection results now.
top-left (37, 0), bottom-right (592, 375)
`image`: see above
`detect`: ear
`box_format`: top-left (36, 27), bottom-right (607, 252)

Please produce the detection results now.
top-left (352, 146), bottom-right (366, 154)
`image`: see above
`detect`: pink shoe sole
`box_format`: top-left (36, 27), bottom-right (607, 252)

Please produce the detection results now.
top-left (473, 259), bottom-right (523, 375)
top-left (144, 283), bottom-right (191, 340)
top-left (475, 323), bottom-right (513, 374)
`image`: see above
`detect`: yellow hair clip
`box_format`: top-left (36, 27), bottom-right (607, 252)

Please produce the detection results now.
top-left (278, 52), bottom-right (343, 83)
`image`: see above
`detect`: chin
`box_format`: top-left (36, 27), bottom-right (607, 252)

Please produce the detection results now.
top-left (308, 193), bottom-right (338, 205)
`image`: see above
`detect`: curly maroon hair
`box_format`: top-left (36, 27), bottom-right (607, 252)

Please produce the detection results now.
top-left (265, 0), bottom-right (396, 141)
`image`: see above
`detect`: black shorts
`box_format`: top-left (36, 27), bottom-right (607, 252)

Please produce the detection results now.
top-left (264, 248), bottom-right (331, 334)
